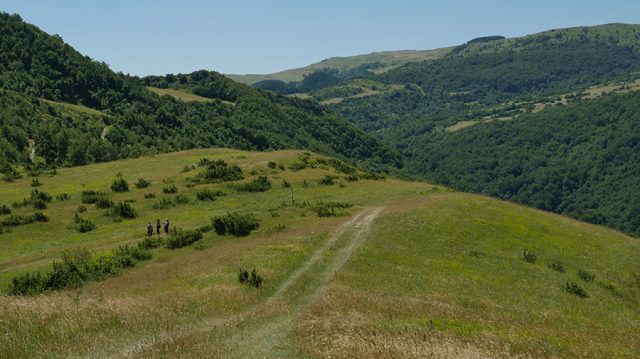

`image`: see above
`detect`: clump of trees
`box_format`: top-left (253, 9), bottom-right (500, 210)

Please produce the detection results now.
top-left (213, 213), bottom-right (259, 236)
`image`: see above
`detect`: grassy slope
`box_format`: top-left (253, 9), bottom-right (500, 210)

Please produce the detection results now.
top-left (227, 48), bottom-right (453, 84)
top-left (146, 87), bottom-right (215, 103)
top-left (0, 149), bottom-right (638, 357)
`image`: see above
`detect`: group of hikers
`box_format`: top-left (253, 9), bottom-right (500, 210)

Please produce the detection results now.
top-left (147, 219), bottom-right (170, 237)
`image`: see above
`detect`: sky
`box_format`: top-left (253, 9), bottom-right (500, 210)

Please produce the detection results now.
top-left (3, 0), bottom-right (640, 76)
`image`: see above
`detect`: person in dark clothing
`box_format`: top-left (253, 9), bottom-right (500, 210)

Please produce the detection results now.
top-left (147, 222), bottom-right (153, 237)
top-left (163, 219), bottom-right (170, 235)
top-left (156, 219), bottom-right (161, 236)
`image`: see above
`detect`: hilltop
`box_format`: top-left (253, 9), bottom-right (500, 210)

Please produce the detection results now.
top-left (0, 149), bottom-right (638, 357)
top-left (0, 12), bottom-right (399, 173)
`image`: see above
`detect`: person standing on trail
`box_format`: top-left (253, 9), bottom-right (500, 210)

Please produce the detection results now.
top-left (163, 219), bottom-right (170, 235)
top-left (147, 222), bottom-right (153, 237)
top-left (156, 219), bottom-right (161, 236)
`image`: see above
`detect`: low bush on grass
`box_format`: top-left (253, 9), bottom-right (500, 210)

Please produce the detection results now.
top-left (7, 246), bottom-right (152, 296)
top-left (1, 213), bottom-right (48, 226)
top-left (31, 189), bottom-right (52, 203)
top-left (31, 177), bottom-right (42, 187)
top-left (327, 158), bottom-right (356, 174)
top-left (548, 262), bottom-right (565, 273)
top-left (55, 193), bottom-right (71, 201)
top-left (564, 281), bottom-right (588, 298)
top-left (153, 195), bottom-right (190, 210)
top-left (165, 228), bottom-right (203, 249)
top-left (238, 268), bottom-right (263, 288)
top-left (135, 178), bottom-right (151, 189)
top-left (32, 198), bottom-right (47, 209)
top-left (162, 184), bottom-right (178, 194)
top-left (138, 236), bottom-right (163, 250)
top-left (213, 212), bottom-right (260, 236)
top-left (345, 174), bottom-right (359, 182)
top-left (106, 201), bottom-right (137, 219)
top-left (81, 190), bottom-right (107, 204)
top-left (1, 164), bottom-right (21, 182)
top-left (319, 175), bottom-right (337, 185)
top-left (578, 269), bottom-right (595, 282)
top-left (360, 172), bottom-right (386, 180)
top-left (144, 193), bottom-right (156, 199)
top-left (195, 160), bottom-right (244, 183)
top-left (0, 204), bottom-right (11, 215)
top-left (281, 179), bottom-right (291, 188)
top-left (312, 201), bottom-right (353, 217)
top-left (233, 176), bottom-right (271, 192)
top-left (73, 213), bottom-right (96, 233)
top-left (196, 189), bottom-right (224, 201)
top-left (95, 197), bottom-right (114, 209)
top-left (181, 164), bottom-right (196, 173)
top-left (111, 178), bottom-right (129, 192)
top-left (523, 249), bottom-right (537, 263)
top-left (76, 205), bottom-right (87, 213)
top-left (267, 161), bottom-right (277, 169)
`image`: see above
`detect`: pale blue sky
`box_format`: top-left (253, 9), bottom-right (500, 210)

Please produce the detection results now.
top-left (3, 1), bottom-right (640, 76)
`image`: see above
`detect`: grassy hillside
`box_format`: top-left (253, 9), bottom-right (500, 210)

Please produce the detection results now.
top-left (1, 149), bottom-right (639, 357)
top-left (227, 48), bottom-right (453, 85)
top-left (0, 12), bottom-right (399, 172)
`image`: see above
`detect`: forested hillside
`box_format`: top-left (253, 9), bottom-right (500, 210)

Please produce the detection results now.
top-left (0, 13), bottom-right (399, 172)
top-left (318, 24), bottom-right (640, 236)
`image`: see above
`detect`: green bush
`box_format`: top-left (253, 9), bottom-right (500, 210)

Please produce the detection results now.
top-left (153, 197), bottom-right (174, 210)
top-left (73, 213), bottom-right (96, 233)
top-left (162, 184), bottom-right (178, 194)
top-left (76, 205), bottom-right (87, 213)
top-left (135, 178), bottom-right (151, 189)
top-left (237, 268), bottom-right (263, 288)
top-left (360, 172), bottom-right (386, 180)
top-left (8, 271), bottom-right (46, 296)
top-left (267, 161), bottom-right (277, 169)
top-left (548, 262), bottom-right (565, 273)
top-left (165, 228), bottom-right (203, 249)
top-left (1, 213), bottom-right (48, 226)
top-left (327, 158), bottom-right (356, 174)
top-left (578, 269), bottom-right (595, 282)
top-left (196, 160), bottom-right (244, 183)
top-left (312, 201), bottom-right (353, 217)
top-left (0, 204), bottom-right (11, 215)
top-left (138, 236), bottom-right (163, 250)
top-left (31, 198), bottom-right (47, 209)
top-left (144, 192), bottom-right (156, 199)
top-left (345, 174), bottom-right (359, 182)
top-left (196, 188), bottom-right (224, 201)
top-left (174, 194), bottom-right (190, 204)
top-left (30, 189), bottom-right (52, 203)
top-left (238, 268), bottom-right (249, 284)
top-left (234, 176), bottom-right (271, 192)
top-left (523, 249), bottom-right (537, 263)
top-left (319, 175), bottom-right (337, 185)
top-left (564, 281), bottom-right (588, 298)
top-left (55, 193), bottom-right (71, 201)
top-left (31, 177), bottom-right (42, 187)
top-left (111, 178), bottom-right (129, 192)
top-left (281, 180), bottom-right (291, 188)
top-left (81, 190), bottom-right (107, 204)
top-left (213, 212), bottom-right (260, 236)
top-left (106, 201), bottom-right (137, 219)
top-left (95, 197), bottom-right (114, 209)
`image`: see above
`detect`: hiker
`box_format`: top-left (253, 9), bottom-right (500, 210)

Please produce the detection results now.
top-left (146, 222), bottom-right (153, 237)
top-left (163, 219), bottom-right (170, 235)
top-left (156, 219), bottom-right (161, 236)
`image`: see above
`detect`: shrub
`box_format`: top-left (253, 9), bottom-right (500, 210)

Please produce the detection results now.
top-left (345, 174), bottom-right (359, 182)
top-left (73, 213), bottom-right (96, 233)
top-left (234, 176), bottom-right (271, 192)
top-left (162, 184), bottom-right (178, 194)
top-left (138, 236), bottom-right (162, 250)
top-left (578, 269), bottom-right (595, 282)
top-left (76, 205), bottom-right (87, 213)
top-left (327, 158), bottom-right (356, 174)
top-left (249, 269), bottom-right (263, 288)
top-left (165, 228), bottom-right (204, 249)
top-left (548, 262), bottom-right (565, 273)
top-left (319, 175), bottom-right (337, 185)
top-left (56, 193), bottom-right (71, 201)
top-left (81, 190), bottom-right (107, 204)
top-left (196, 189), bottom-right (224, 201)
top-left (111, 178), bottom-right (129, 192)
top-left (95, 197), bottom-right (114, 209)
top-left (281, 180), bottom-right (291, 188)
top-left (267, 161), bottom-right (277, 169)
top-left (2, 213), bottom-right (47, 226)
top-left (360, 172), bottom-right (386, 180)
top-left (181, 164), bottom-right (196, 173)
top-left (523, 249), bottom-right (537, 263)
top-left (153, 197), bottom-right (174, 210)
top-left (238, 268), bottom-right (249, 284)
top-left (32, 198), bottom-right (47, 210)
top-left (213, 213), bottom-right (260, 237)
top-left (144, 193), bottom-right (156, 199)
top-left (196, 160), bottom-right (244, 183)
top-left (174, 194), bottom-right (190, 204)
top-left (135, 178), bottom-right (151, 189)
top-left (8, 271), bottom-right (47, 296)
top-left (564, 281), bottom-right (588, 298)
top-left (30, 189), bottom-right (52, 203)
top-left (313, 201), bottom-right (353, 217)
top-left (106, 201), bottom-right (137, 219)
top-left (0, 204), bottom-right (11, 215)
top-left (33, 213), bottom-right (49, 222)
top-left (31, 177), bottom-right (42, 187)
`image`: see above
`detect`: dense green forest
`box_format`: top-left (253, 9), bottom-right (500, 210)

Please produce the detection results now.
top-left (0, 12), bottom-right (400, 172)
top-left (410, 92), bottom-right (640, 236)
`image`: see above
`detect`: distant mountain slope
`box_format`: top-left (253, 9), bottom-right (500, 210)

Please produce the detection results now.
top-left (321, 23), bottom-right (640, 236)
top-left (0, 12), bottom-right (400, 171)
top-left (227, 48), bottom-right (453, 85)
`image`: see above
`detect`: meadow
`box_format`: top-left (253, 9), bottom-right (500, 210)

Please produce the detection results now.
top-left (0, 149), bottom-right (638, 358)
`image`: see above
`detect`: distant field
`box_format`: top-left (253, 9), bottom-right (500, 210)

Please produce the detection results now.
top-left (227, 48), bottom-right (454, 85)
top-left (39, 98), bottom-right (108, 116)
top-left (0, 149), bottom-right (638, 357)
top-left (146, 87), bottom-right (215, 102)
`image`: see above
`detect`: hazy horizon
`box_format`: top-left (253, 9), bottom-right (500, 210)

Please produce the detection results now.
top-left (3, 0), bottom-right (640, 76)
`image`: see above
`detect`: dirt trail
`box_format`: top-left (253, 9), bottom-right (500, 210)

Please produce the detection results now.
top-left (99, 207), bottom-right (382, 358)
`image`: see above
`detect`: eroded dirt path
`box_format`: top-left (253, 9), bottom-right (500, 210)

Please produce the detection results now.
top-left (101, 207), bottom-right (383, 358)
